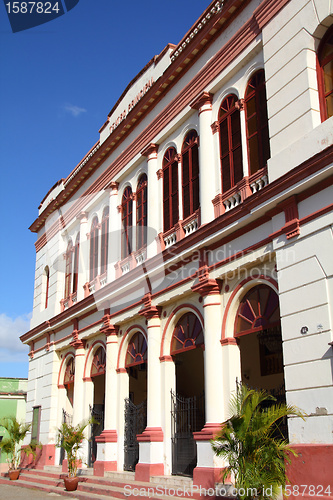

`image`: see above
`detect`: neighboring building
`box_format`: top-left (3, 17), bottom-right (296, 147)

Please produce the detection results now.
top-left (0, 378), bottom-right (27, 472)
top-left (21, 0), bottom-right (332, 492)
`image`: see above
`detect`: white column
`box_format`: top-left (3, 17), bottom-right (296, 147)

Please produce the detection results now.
top-left (94, 321), bottom-right (119, 476)
top-left (141, 144), bottom-right (159, 258)
top-left (191, 272), bottom-right (224, 488)
top-left (76, 212), bottom-right (88, 302)
top-left (135, 298), bottom-right (164, 482)
top-left (238, 99), bottom-right (250, 177)
top-left (190, 92), bottom-right (215, 225)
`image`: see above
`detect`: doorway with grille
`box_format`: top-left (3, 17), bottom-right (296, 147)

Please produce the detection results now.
top-left (88, 346), bottom-right (106, 466)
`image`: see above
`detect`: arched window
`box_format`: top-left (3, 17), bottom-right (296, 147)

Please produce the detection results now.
top-left (126, 332), bottom-right (147, 368)
top-left (219, 94), bottom-right (243, 193)
top-left (121, 187), bottom-right (133, 259)
top-left (64, 240), bottom-right (73, 299)
top-left (91, 346), bottom-right (106, 377)
top-left (90, 217), bottom-right (99, 281)
top-left (245, 70), bottom-right (271, 175)
top-left (163, 147), bottom-right (179, 232)
top-left (136, 174), bottom-right (148, 250)
top-left (181, 130), bottom-right (200, 219)
top-left (318, 25), bottom-right (333, 121)
top-left (171, 312), bottom-right (204, 355)
top-left (43, 266), bottom-right (50, 309)
top-left (64, 357), bottom-right (75, 405)
top-left (101, 207), bottom-right (109, 275)
top-left (73, 233), bottom-right (79, 295)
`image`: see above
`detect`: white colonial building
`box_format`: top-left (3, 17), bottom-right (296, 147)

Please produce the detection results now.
top-left (22, 0), bottom-right (333, 492)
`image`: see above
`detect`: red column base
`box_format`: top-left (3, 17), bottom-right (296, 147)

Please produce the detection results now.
top-left (93, 460), bottom-right (117, 476)
top-left (286, 444), bottom-right (333, 499)
top-left (135, 463), bottom-right (164, 482)
top-left (193, 467), bottom-right (224, 489)
top-left (62, 459), bottom-right (68, 473)
top-left (21, 444), bottom-right (55, 470)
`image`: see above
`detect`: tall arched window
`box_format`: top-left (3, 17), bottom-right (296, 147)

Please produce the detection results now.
top-left (90, 217), bottom-right (99, 281)
top-left (245, 70), bottom-right (271, 175)
top-left (101, 207), bottom-right (109, 275)
top-left (136, 174), bottom-right (147, 251)
top-left (64, 240), bottom-right (73, 299)
top-left (163, 147), bottom-right (179, 232)
top-left (318, 25), bottom-right (333, 121)
top-left (91, 346), bottom-right (106, 377)
top-left (219, 94), bottom-right (243, 193)
top-left (121, 187), bottom-right (133, 259)
top-left (181, 130), bottom-right (199, 219)
top-left (44, 266), bottom-right (50, 309)
top-left (73, 233), bottom-right (79, 294)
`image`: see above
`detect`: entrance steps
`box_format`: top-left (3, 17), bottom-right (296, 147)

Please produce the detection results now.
top-left (0, 468), bottom-right (234, 499)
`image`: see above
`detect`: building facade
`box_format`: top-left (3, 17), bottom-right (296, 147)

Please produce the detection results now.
top-left (22, 0), bottom-right (333, 491)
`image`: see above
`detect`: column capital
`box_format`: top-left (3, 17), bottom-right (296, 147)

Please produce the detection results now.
top-left (139, 293), bottom-right (162, 320)
top-left (104, 181), bottom-right (119, 192)
top-left (76, 211), bottom-right (88, 223)
top-left (190, 92), bottom-right (213, 112)
top-left (191, 265), bottom-right (220, 297)
top-left (101, 315), bottom-right (119, 336)
top-left (141, 143), bottom-right (159, 159)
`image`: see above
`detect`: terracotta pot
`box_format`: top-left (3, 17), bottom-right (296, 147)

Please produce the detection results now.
top-left (8, 469), bottom-right (20, 480)
top-left (64, 475), bottom-right (79, 491)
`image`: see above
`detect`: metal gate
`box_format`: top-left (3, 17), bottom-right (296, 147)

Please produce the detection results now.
top-left (124, 398), bottom-right (147, 471)
top-left (88, 405), bottom-right (104, 467)
top-left (171, 391), bottom-right (205, 476)
top-left (60, 409), bottom-right (72, 465)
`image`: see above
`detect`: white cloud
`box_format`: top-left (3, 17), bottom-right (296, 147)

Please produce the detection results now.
top-left (0, 313), bottom-right (31, 360)
top-left (62, 103), bottom-right (87, 117)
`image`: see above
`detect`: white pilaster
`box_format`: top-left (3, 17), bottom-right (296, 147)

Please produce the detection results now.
top-left (141, 144), bottom-right (159, 258)
top-left (76, 212), bottom-right (88, 302)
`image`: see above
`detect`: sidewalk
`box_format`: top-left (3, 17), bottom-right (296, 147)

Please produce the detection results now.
top-left (0, 483), bottom-right (76, 500)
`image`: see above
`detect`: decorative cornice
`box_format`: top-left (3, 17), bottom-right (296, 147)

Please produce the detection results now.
top-left (139, 293), bottom-right (162, 320)
top-left (156, 169), bottom-right (163, 180)
top-left (104, 181), bottom-right (119, 192)
top-left (190, 91), bottom-right (213, 111)
top-left (191, 265), bottom-right (220, 297)
top-left (211, 121), bottom-right (219, 134)
top-left (100, 315), bottom-right (119, 336)
top-left (141, 143), bottom-right (159, 158)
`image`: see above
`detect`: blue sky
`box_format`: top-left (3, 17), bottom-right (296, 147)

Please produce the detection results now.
top-left (0, 0), bottom-right (208, 378)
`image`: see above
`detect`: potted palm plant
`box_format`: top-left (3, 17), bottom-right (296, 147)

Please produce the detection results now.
top-left (56, 419), bottom-right (92, 491)
top-left (212, 385), bottom-right (306, 500)
top-left (0, 416), bottom-right (31, 480)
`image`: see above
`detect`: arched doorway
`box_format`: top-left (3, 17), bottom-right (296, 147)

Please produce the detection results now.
top-left (171, 312), bottom-right (205, 476)
top-left (124, 331), bottom-right (147, 471)
top-left (60, 357), bottom-right (74, 464)
top-left (89, 346), bottom-right (106, 466)
top-left (235, 284), bottom-right (287, 436)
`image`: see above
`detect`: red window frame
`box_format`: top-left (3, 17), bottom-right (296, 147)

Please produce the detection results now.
top-left (244, 70), bottom-right (271, 175)
top-left (136, 174), bottom-right (148, 251)
top-left (64, 357), bottom-right (75, 406)
top-left (163, 147), bottom-right (179, 232)
top-left (126, 332), bottom-right (147, 368)
top-left (218, 94), bottom-right (243, 193)
top-left (90, 217), bottom-right (99, 282)
top-left (171, 312), bottom-right (204, 355)
top-left (181, 130), bottom-right (200, 219)
top-left (100, 207), bottom-right (109, 275)
top-left (72, 233), bottom-right (79, 294)
top-left (121, 187), bottom-right (133, 259)
top-left (317, 25), bottom-right (333, 121)
top-left (64, 241), bottom-right (73, 299)
top-left (91, 346), bottom-right (106, 377)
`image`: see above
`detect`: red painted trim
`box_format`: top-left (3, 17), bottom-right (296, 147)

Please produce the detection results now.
top-left (221, 275), bottom-right (278, 340)
top-left (193, 466), bottom-right (226, 489)
top-left (193, 423), bottom-right (221, 441)
top-left (117, 324), bottom-right (147, 370)
top-left (159, 355), bottom-right (173, 362)
top-left (220, 337), bottom-right (238, 346)
top-left (83, 340), bottom-right (106, 380)
top-left (93, 460), bottom-right (117, 476)
top-left (95, 429), bottom-right (117, 443)
top-left (160, 304), bottom-right (204, 358)
top-left (135, 463), bottom-right (164, 482)
top-left (136, 427), bottom-right (164, 442)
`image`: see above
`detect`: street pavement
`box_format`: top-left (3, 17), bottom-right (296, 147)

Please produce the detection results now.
top-left (0, 483), bottom-right (76, 499)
